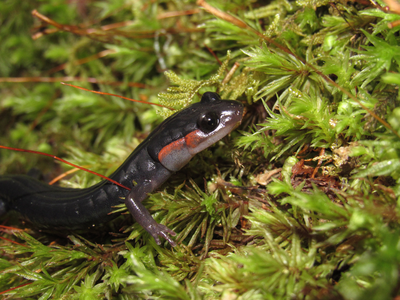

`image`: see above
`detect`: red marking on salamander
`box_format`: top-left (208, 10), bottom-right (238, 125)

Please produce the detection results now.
top-left (184, 129), bottom-right (205, 148)
top-left (158, 129), bottom-right (206, 163)
top-left (158, 137), bottom-right (186, 162)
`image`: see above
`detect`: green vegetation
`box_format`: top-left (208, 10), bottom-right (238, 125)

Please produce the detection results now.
top-left (1, 0), bottom-right (400, 299)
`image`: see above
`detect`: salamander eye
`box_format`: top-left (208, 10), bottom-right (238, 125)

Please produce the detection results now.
top-left (197, 112), bottom-right (220, 133)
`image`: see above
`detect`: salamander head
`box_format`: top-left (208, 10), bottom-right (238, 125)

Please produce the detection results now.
top-left (148, 92), bottom-right (244, 172)
top-left (185, 92), bottom-right (244, 155)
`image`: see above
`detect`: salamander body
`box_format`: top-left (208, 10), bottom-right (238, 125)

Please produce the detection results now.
top-left (0, 92), bottom-right (244, 246)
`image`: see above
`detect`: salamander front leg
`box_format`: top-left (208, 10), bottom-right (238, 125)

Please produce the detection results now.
top-left (125, 192), bottom-right (176, 246)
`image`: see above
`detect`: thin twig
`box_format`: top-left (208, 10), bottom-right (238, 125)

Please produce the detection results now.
top-left (61, 82), bottom-right (175, 110)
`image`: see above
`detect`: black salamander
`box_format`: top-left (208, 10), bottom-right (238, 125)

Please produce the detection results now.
top-left (0, 92), bottom-right (244, 246)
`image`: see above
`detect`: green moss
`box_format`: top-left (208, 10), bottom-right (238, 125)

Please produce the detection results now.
top-left (1, 0), bottom-right (400, 299)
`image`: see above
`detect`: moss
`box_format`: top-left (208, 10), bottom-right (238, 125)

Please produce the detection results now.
top-left (1, 0), bottom-right (400, 299)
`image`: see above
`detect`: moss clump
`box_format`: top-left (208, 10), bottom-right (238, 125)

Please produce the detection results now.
top-left (1, 0), bottom-right (400, 299)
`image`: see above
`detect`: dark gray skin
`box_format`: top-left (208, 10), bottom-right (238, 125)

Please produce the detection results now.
top-left (0, 92), bottom-right (244, 246)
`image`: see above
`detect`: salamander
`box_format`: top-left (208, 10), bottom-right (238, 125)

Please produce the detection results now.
top-left (0, 92), bottom-right (244, 246)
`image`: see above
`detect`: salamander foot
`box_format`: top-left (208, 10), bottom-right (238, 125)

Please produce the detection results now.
top-left (148, 223), bottom-right (177, 247)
